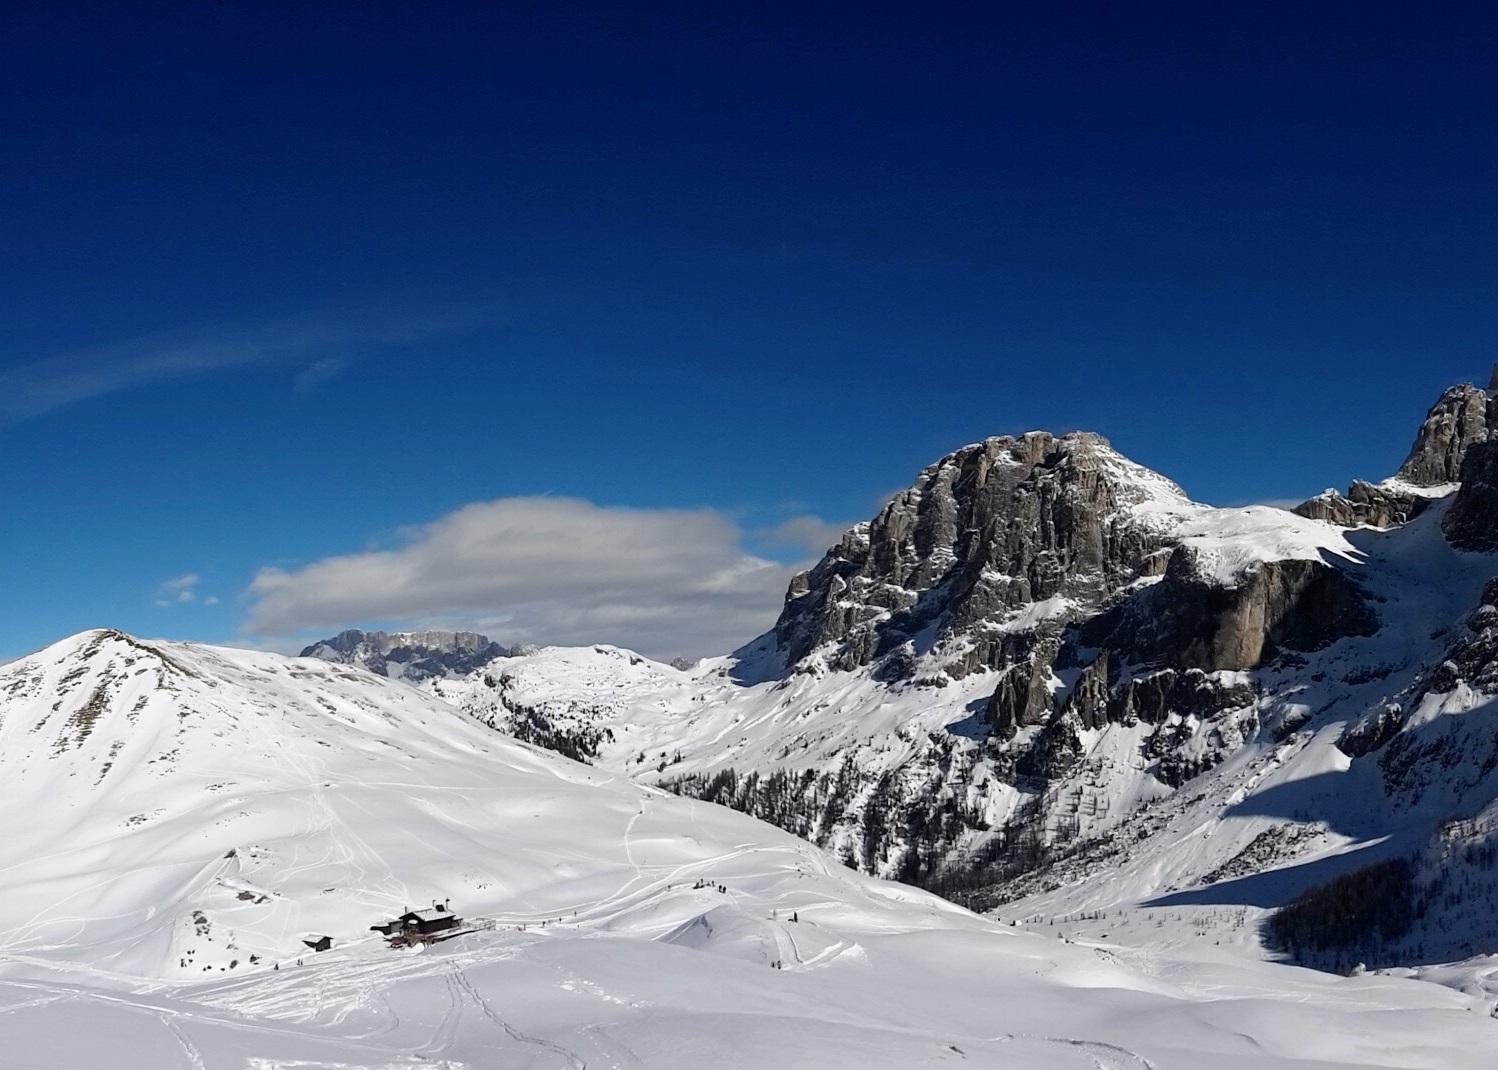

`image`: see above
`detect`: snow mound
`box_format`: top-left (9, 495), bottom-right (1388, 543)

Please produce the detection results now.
top-left (1174, 504), bottom-right (1365, 584)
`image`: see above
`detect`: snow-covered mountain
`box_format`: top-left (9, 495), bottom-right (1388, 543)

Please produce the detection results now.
top-left (300, 627), bottom-right (510, 681)
top-left (433, 369), bottom-right (1498, 974)
top-left (8, 629), bottom-right (1491, 1067)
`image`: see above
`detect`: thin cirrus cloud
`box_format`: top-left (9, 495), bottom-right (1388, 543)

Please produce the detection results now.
top-left (0, 305), bottom-right (496, 425)
top-left (245, 497), bottom-right (836, 660)
top-left (154, 573), bottom-right (213, 608)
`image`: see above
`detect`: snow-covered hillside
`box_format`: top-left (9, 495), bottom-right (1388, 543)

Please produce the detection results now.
top-left (418, 372), bottom-right (1498, 980)
top-left (4, 629), bottom-right (1497, 1067)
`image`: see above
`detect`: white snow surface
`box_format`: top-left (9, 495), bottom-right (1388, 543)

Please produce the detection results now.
top-left (1169, 505), bottom-right (1364, 585)
top-left (2, 629), bottom-right (1496, 1066)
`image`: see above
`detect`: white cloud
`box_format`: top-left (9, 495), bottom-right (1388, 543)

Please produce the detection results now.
top-left (154, 573), bottom-right (200, 608)
top-left (154, 573), bottom-right (222, 609)
top-left (757, 515), bottom-right (849, 556)
top-left (244, 497), bottom-right (800, 660)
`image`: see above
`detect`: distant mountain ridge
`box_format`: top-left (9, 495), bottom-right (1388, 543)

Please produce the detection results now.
top-left (300, 627), bottom-right (511, 682)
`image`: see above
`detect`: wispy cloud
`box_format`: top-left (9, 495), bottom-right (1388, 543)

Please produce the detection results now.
top-left (244, 497), bottom-right (799, 660)
top-left (293, 357), bottom-right (351, 394)
top-left (155, 573), bottom-right (202, 608)
top-left (0, 304), bottom-right (497, 425)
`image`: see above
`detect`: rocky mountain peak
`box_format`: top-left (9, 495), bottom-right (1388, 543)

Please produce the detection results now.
top-left (773, 431), bottom-right (1196, 675)
top-left (1296, 367), bottom-right (1498, 530)
top-left (1395, 380), bottom-right (1494, 488)
top-left (300, 628), bottom-right (509, 682)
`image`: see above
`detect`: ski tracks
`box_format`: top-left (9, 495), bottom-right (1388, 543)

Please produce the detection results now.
top-left (162, 1011), bottom-right (207, 1070)
top-left (447, 961), bottom-right (588, 1069)
top-left (1046, 1036), bottom-right (1156, 1070)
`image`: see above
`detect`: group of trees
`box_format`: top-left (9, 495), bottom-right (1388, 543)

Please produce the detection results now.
top-left (660, 752), bottom-right (1066, 910)
top-left (1268, 859), bottom-right (1414, 972)
top-left (500, 702), bottom-right (614, 764)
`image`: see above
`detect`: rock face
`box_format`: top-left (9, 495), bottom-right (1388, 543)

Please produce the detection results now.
top-left (1090, 546), bottom-right (1377, 672)
top-left (713, 417), bottom-right (1389, 874)
top-left (300, 629), bottom-right (509, 682)
top-left (699, 374), bottom-right (1498, 885)
top-left (1395, 382), bottom-right (1493, 487)
top-left (774, 432), bottom-right (1189, 673)
top-left (772, 427), bottom-right (1380, 751)
top-left (1294, 480), bottom-right (1429, 529)
top-left (1443, 440), bottom-right (1498, 552)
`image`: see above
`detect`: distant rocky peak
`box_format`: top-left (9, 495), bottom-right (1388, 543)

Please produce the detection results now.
top-left (300, 628), bottom-right (509, 682)
top-left (1296, 367), bottom-right (1498, 530)
top-left (1395, 381), bottom-right (1494, 488)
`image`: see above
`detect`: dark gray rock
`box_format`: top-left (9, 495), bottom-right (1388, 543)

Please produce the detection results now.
top-left (1062, 650), bottom-right (1113, 731)
top-left (1107, 667), bottom-right (1256, 727)
top-left (1294, 480), bottom-right (1430, 529)
top-left (1018, 711), bottom-right (1086, 780)
top-left (1338, 703), bottom-right (1405, 758)
top-left (1443, 439), bottom-right (1498, 552)
top-left (1395, 383), bottom-right (1493, 488)
top-left (1086, 547), bottom-right (1377, 673)
top-left (300, 629), bottom-right (510, 682)
top-left (984, 639), bottom-right (1058, 740)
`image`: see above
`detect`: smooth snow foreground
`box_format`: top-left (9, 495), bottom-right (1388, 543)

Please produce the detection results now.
top-left (0, 631), bottom-right (1492, 1068)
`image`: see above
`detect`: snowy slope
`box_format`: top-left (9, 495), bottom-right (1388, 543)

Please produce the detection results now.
top-left (3, 630), bottom-right (1496, 1067)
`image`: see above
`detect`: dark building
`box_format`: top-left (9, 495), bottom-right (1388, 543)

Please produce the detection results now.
top-left (371, 902), bottom-right (461, 938)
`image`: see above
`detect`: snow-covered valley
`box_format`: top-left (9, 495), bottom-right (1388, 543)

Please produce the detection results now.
top-left (3, 629), bottom-right (1497, 1067)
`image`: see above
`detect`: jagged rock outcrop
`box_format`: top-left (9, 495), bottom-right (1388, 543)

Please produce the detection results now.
top-left (1018, 711), bottom-right (1086, 780)
top-left (1294, 370), bottom-right (1498, 529)
top-left (1062, 650), bottom-right (1112, 731)
top-left (774, 432), bottom-right (1191, 673)
top-left (1404, 577), bottom-right (1498, 701)
top-left (984, 639), bottom-right (1059, 740)
top-left (1107, 667), bottom-right (1256, 726)
top-left (1443, 440), bottom-right (1498, 552)
top-left (1294, 480), bottom-right (1429, 529)
top-left (1293, 368), bottom-right (1498, 531)
top-left (1395, 381), bottom-right (1493, 487)
top-left (301, 628), bottom-right (509, 682)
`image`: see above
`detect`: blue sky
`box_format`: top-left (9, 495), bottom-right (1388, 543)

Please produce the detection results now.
top-left (3, 4), bottom-right (1496, 661)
